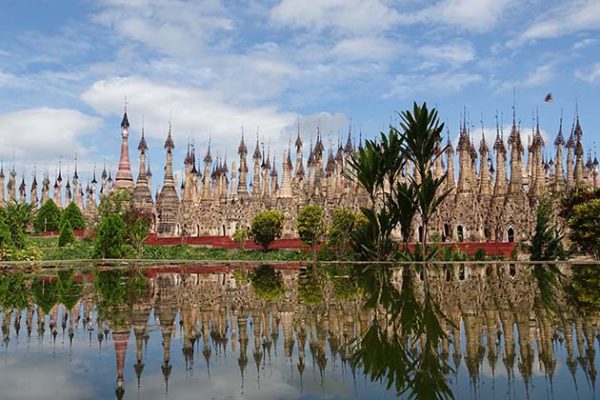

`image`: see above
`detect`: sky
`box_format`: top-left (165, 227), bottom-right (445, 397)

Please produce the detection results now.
top-left (0, 0), bottom-right (599, 185)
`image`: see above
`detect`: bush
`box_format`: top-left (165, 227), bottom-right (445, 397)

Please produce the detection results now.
top-left (329, 208), bottom-right (365, 257)
top-left (58, 220), bottom-right (76, 247)
top-left (250, 210), bottom-right (285, 251)
top-left (473, 247), bottom-right (486, 261)
top-left (232, 227), bottom-right (248, 250)
top-left (568, 199), bottom-right (600, 259)
top-left (0, 217), bottom-right (13, 260)
top-left (34, 199), bottom-right (62, 233)
top-left (1, 200), bottom-right (35, 249)
top-left (297, 205), bottom-right (325, 262)
top-left (61, 202), bottom-right (86, 231)
top-left (94, 214), bottom-right (128, 259)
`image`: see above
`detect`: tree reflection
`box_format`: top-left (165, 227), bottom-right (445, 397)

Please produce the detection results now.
top-left (350, 265), bottom-right (454, 399)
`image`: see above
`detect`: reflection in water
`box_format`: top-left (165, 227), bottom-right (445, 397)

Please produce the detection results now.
top-left (0, 263), bottom-right (599, 399)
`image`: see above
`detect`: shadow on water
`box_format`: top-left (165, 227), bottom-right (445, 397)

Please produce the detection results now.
top-left (0, 262), bottom-right (599, 399)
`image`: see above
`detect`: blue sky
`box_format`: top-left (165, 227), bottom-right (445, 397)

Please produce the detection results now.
top-left (0, 0), bottom-right (599, 183)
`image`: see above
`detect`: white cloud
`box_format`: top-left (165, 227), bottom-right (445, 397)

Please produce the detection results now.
top-left (269, 0), bottom-right (399, 36)
top-left (417, 41), bottom-right (476, 68)
top-left (92, 0), bottom-right (234, 56)
top-left (387, 71), bottom-right (482, 99)
top-left (575, 63), bottom-right (600, 83)
top-left (498, 65), bottom-right (554, 91)
top-left (0, 108), bottom-right (101, 172)
top-left (331, 37), bottom-right (398, 62)
top-left (515, 0), bottom-right (600, 45)
top-left (403, 0), bottom-right (517, 32)
top-left (573, 37), bottom-right (597, 50)
top-left (80, 77), bottom-right (348, 163)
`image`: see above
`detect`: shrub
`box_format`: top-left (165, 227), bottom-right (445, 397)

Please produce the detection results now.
top-left (61, 202), bottom-right (86, 231)
top-left (568, 199), bottom-right (600, 259)
top-left (1, 200), bottom-right (35, 249)
top-left (297, 205), bottom-right (325, 262)
top-left (58, 220), bottom-right (76, 247)
top-left (250, 210), bottom-right (285, 251)
top-left (0, 217), bottom-right (13, 260)
top-left (94, 214), bottom-right (127, 259)
top-left (327, 208), bottom-right (361, 257)
top-left (232, 227), bottom-right (248, 250)
top-left (34, 199), bottom-right (62, 233)
top-left (473, 247), bottom-right (486, 261)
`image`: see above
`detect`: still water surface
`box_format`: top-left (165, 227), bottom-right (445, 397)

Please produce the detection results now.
top-left (0, 263), bottom-right (599, 399)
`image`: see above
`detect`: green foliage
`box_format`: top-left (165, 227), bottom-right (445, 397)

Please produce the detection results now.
top-left (32, 277), bottom-right (59, 314)
top-left (560, 187), bottom-right (600, 220)
top-left (297, 205), bottom-right (325, 245)
top-left (569, 266), bottom-right (600, 315)
top-left (94, 214), bottom-right (128, 258)
top-left (327, 208), bottom-right (362, 257)
top-left (347, 102), bottom-right (446, 261)
top-left (250, 210), bottom-right (285, 251)
top-left (126, 218), bottom-right (149, 257)
top-left (58, 220), bottom-right (76, 247)
top-left (57, 270), bottom-right (83, 310)
top-left (1, 200), bottom-right (35, 249)
top-left (61, 202), bottom-right (86, 230)
top-left (0, 273), bottom-right (30, 311)
top-left (473, 247), bottom-right (486, 261)
top-left (568, 199), bottom-right (600, 259)
top-left (34, 199), bottom-right (62, 233)
top-left (529, 196), bottom-right (564, 261)
top-left (97, 188), bottom-right (134, 220)
top-left (298, 277), bottom-right (324, 305)
top-left (232, 227), bottom-right (248, 250)
top-left (0, 216), bottom-right (13, 260)
top-left (250, 265), bottom-right (285, 301)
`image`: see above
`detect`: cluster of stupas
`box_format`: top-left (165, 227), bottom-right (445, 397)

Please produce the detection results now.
top-left (1, 106), bottom-right (597, 242)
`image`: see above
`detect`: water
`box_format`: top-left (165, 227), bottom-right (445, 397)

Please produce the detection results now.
top-left (0, 262), bottom-right (599, 399)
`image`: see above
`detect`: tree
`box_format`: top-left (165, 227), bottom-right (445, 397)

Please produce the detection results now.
top-left (250, 210), bottom-right (285, 251)
top-left (0, 217), bottom-right (13, 260)
top-left (58, 220), bottom-right (76, 247)
top-left (297, 205), bottom-right (325, 263)
top-left (94, 214), bottom-right (128, 259)
top-left (34, 199), bottom-right (62, 233)
top-left (568, 199), bottom-right (600, 259)
top-left (126, 218), bottom-right (149, 257)
top-left (232, 227), bottom-right (248, 250)
top-left (61, 202), bottom-right (86, 231)
top-left (327, 208), bottom-right (362, 256)
top-left (398, 102), bottom-right (447, 259)
top-left (529, 196), bottom-right (564, 261)
top-left (1, 200), bottom-right (35, 249)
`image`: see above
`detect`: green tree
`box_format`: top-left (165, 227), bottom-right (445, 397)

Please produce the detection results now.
top-left (34, 199), bottom-right (62, 233)
top-left (398, 102), bottom-right (447, 259)
top-left (0, 217), bottom-right (13, 260)
top-left (94, 214), bottom-right (128, 258)
top-left (568, 199), bottom-right (600, 259)
top-left (61, 202), bottom-right (86, 230)
top-left (97, 188), bottom-right (134, 220)
top-left (232, 227), bottom-right (248, 250)
top-left (1, 200), bottom-right (35, 249)
top-left (126, 218), bottom-right (149, 257)
top-left (58, 220), bottom-right (76, 247)
top-left (529, 196), bottom-right (564, 261)
top-left (327, 208), bottom-right (363, 257)
top-left (297, 205), bottom-right (325, 263)
top-left (250, 210), bottom-right (285, 251)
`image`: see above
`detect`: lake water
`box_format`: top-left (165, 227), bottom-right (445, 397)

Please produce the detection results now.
top-left (0, 262), bottom-right (599, 399)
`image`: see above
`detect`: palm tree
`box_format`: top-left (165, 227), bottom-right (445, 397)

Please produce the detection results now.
top-left (398, 102), bottom-right (447, 259)
top-left (1, 200), bottom-right (36, 249)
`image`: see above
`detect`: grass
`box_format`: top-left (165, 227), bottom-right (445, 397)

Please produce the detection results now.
top-left (25, 235), bottom-right (310, 262)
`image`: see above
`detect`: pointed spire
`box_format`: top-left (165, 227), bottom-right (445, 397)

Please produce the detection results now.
top-left (295, 118), bottom-right (303, 150)
top-left (554, 111), bottom-right (565, 146)
top-left (204, 138), bottom-right (212, 163)
top-left (253, 130), bottom-right (261, 160)
top-left (164, 122), bottom-right (175, 151)
top-left (238, 127), bottom-right (248, 155)
top-left (138, 126), bottom-right (148, 152)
